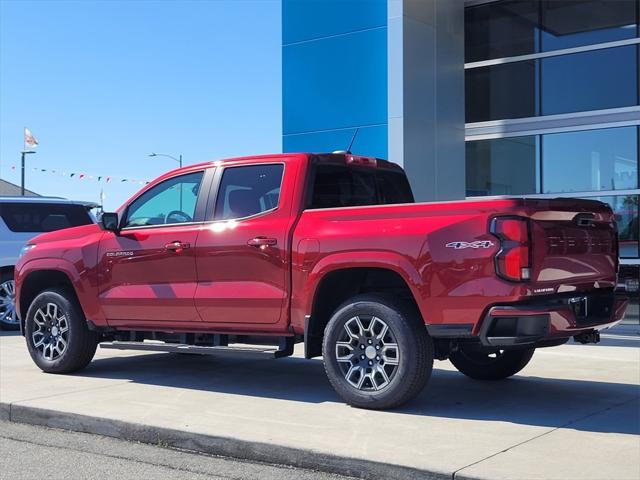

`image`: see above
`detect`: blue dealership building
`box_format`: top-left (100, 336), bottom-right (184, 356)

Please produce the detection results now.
top-left (282, 0), bottom-right (639, 319)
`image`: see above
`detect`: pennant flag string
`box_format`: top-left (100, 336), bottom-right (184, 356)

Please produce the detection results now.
top-left (9, 165), bottom-right (150, 185)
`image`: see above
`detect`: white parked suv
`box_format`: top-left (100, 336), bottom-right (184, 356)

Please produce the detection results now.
top-left (0, 196), bottom-right (97, 329)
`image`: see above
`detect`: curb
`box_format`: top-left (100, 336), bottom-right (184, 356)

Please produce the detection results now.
top-left (1, 402), bottom-right (447, 480)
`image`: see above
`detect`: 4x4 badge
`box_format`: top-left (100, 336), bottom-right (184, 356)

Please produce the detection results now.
top-left (446, 241), bottom-right (494, 249)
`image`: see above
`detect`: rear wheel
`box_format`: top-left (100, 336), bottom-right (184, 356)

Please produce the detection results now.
top-left (323, 294), bottom-right (433, 409)
top-left (0, 271), bottom-right (19, 330)
top-left (449, 347), bottom-right (535, 380)
top-left (25, 289), bottom-right (98, 373)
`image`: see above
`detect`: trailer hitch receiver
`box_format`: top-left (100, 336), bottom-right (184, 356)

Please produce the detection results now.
top-left (573, 330), bottom-right (600, 345)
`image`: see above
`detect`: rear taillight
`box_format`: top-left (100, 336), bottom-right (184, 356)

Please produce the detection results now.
top-left (491, 217), bottom-right (531, 282)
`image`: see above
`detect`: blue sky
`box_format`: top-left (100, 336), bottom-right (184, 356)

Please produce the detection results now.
top-left (0, 0), bottom-right (281, 210)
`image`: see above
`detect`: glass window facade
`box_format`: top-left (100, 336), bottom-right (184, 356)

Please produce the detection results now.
top-left (542, 127), bottom-right (638, 193)
top-left (467, 127), bottom-right (639, 195)
top-left (541, 46), bottom-right (638, 116)
top-left (466, 136), bottom-right (538, 196)
top-left (466, 0), bottom-right (638, 62)
top-left (466, 45), bottom-right (639, 122)
top-left (465, 0), bottom-right (539, 62)
top-left (540, 0), bottom-right (637, 51)
top-left (466, 60), bottom-right (537, 122)
top-left (465, 0), bottom-right (640, 123)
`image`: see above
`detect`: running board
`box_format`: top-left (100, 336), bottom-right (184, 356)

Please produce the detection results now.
top-left (100, 337), bottom-right (295, 359)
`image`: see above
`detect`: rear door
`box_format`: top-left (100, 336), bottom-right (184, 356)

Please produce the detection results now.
top-left (97, 169), bottom-right (211, 326)
top-left (194, 161), bottom-right (296, 326)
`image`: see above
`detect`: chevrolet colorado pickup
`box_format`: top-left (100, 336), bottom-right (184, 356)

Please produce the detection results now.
top-left (14, 153), bottom-right (628, 409)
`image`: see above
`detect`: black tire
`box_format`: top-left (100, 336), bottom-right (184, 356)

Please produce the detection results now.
top-left (0, 270), bottom-right (19, 330)
top-left (449, 347), bottom-right (535, 380)
top-left (322, 294), bottom-right (433, 410)
top-left (25, 288), bottom-right (98, 373)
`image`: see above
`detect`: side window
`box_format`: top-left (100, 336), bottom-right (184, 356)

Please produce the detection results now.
top-left (124, 171), bottom-right (203, 228)
top-left (308, 165), bottom-right (414, 209)
top-left (214, 164), bottom-right (284, 220)
top-left (0, 203), bottom-right (93, 232)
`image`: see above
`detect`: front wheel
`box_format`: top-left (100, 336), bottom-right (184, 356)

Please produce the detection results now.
top-left (25, 289), bottom-right (98, 373)
top-left (323, 294), bottom-right (433, 410)
top-left (449, 347), bottom-right (535, 380)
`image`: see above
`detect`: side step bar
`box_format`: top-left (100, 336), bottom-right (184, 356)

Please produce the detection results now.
top-left (100, 336), bottom-right (295, 359)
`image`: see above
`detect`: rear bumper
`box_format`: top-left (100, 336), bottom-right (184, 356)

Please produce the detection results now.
top-left (478, 292), bottom-right (628, 348)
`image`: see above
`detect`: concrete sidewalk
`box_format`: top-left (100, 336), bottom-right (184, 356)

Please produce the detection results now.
top-left (1, 329), bottom-right (639, 479)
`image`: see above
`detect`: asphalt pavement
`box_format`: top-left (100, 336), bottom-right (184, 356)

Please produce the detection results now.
top-left (0, 420), bottom-right (353, 480)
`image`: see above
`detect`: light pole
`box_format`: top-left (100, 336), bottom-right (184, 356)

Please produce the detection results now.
top-left (149, 152), bottom-right (182, 169)
top-left (20, 150), bottom-right (36, 196)
top-left (149, 152), bottom-right (184, 210)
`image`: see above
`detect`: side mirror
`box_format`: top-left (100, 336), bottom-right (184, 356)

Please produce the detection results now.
top-left (101, 212), bottom-right (120, 233)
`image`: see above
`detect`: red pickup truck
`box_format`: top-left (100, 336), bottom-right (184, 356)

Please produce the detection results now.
top-left (14, 153), bottom-right (628, 409)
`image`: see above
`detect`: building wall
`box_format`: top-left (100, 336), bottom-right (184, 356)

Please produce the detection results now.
top-left (388, 0), bottom-right (465, 201)
top-left (282, 0), bottom-right (388, 158)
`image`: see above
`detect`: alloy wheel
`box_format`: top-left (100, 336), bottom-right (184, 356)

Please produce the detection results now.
top-left (31, 302), bottom-right (69, 361)
top-left (335, 315), bottom-right (400, 391)
top-left (0, 280), bottom-right (18, 326)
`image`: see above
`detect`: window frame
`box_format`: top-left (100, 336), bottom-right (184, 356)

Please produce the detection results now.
top-left (206, 162), bottom-right (286, 222)
top-left (120, 168), bottom-right (212, 231)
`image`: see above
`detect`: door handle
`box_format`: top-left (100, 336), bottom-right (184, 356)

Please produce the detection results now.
top-left (247, 237), bottom-right (277, 248)
top-left (164, 241), bottom-right (189, 253)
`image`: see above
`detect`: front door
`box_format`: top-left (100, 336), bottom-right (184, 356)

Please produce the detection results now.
top-left (97, 170), bottom-right (206, 326)
top-left (195, 163), bottom-right (292, 325)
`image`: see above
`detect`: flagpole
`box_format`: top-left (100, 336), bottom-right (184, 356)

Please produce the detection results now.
top-left (21, 128), bottom-right (37, 196)
top-left (21, 151), bottom-right (25, 196)
top-left (20, 150), bottom-right (35, 196)
top-left (21, 127), bottom-right (25, 196)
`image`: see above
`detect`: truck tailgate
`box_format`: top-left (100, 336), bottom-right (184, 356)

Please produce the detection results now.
top-left (524, 198), bottom-right (618, 286)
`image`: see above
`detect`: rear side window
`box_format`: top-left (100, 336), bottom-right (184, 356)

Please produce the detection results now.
top-left (214, 164), bottom-right (284, 220)
top-left (0, 203), bottom-right (93, 233)
top-left (308, 165), bottom-right (414, 209)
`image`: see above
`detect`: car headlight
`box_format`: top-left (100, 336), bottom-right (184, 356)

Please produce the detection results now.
top-left (18, 244), bottom-right (37, 259)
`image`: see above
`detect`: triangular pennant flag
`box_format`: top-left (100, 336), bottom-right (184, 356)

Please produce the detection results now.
top-left (24, 128), bottom-right (39, 149)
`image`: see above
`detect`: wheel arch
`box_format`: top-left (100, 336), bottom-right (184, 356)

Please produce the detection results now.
top-left (303, 261), bottom-right (425, 359)
top-left (18, 268), bottom-right (80, 332)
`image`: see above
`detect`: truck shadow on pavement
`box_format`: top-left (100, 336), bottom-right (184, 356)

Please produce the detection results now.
top-left (79, 349), bottom-right (640, 437)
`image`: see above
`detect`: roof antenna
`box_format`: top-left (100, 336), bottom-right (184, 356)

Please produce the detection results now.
top-left (333, 127), bottom-right (360, 155)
